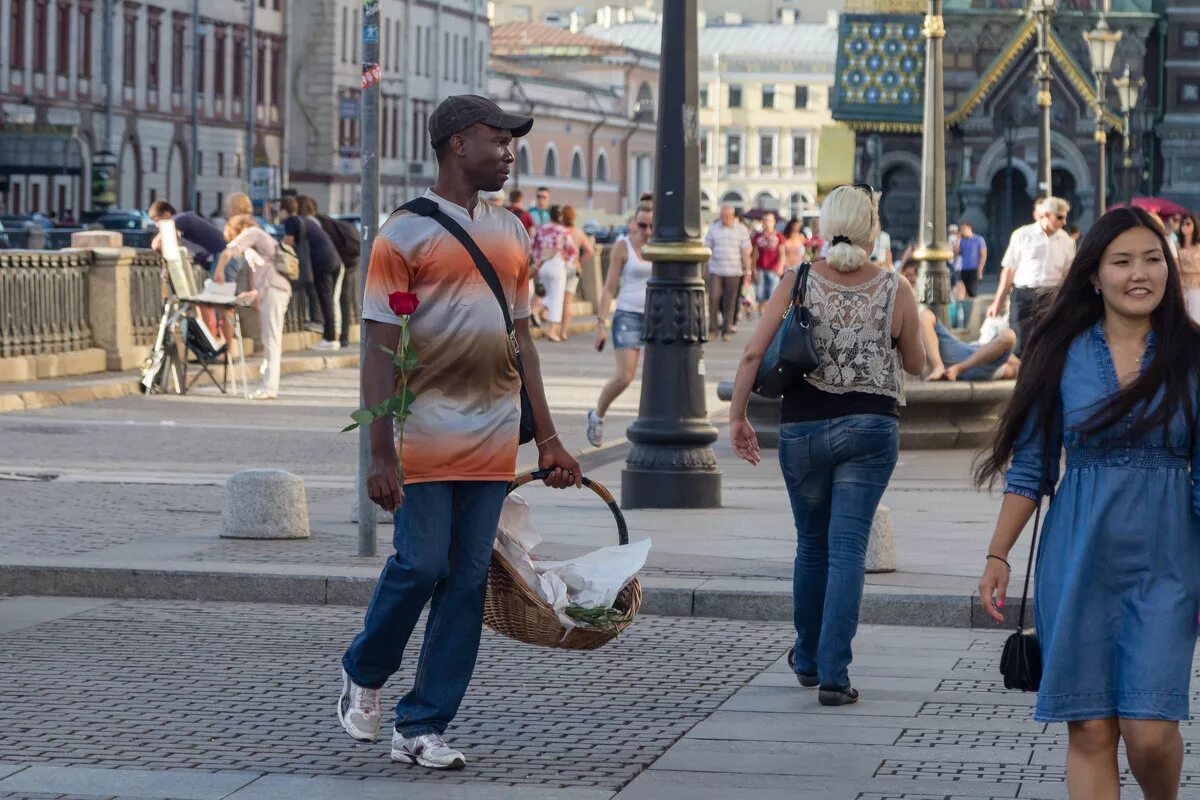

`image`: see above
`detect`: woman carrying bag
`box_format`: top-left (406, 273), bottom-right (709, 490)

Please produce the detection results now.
top-left (531, 206), bottom-right (578, 342)
top-left (727, 185), bottom-right (924, 705)
top-left (977, 206), bottom-right (1200, 800)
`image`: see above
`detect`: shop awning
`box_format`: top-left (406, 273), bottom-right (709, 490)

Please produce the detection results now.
top-left (0, 131), bottom-right (84, 176)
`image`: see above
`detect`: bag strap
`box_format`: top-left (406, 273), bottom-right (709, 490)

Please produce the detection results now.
top-left (789, 262), bottom-right (811, 308)
top-left (399, 197), bottom-right (523, 360)
top-left (1015, 412), bottom-right (1061, 631)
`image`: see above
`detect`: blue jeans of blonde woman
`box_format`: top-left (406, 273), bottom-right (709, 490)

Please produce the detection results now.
top-left (779, 414), bottom-right (900, 690)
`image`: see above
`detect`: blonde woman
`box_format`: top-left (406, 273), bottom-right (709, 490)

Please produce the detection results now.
top-left (219, 214), bottom-right (293, 399)
top-left (585, 205), bottom-right (653, 447)
top-left (728, 185), bottom-right (925, 705)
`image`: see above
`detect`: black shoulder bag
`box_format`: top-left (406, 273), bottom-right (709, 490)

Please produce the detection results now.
top-left (400, 198), bottom-right (536, 445)
top-left (999, 418), bottom-right (1060, 692)
top-left (752, 263), bottom-right (821, 398)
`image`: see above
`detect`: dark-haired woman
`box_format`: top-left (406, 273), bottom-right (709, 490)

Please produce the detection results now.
top-left (977, 206), bottom-right (1200, 800)
top-left (1178, 213), bottom-right (1200, 323)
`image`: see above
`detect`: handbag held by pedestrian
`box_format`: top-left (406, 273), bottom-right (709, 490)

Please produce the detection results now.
top-left (753, 262), bottom-right (820, 398)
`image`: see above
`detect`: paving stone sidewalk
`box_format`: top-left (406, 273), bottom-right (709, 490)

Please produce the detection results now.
top-left (3, 597), bottom-right (1200, 799)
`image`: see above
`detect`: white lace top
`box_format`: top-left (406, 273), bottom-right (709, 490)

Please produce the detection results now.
top-left (803, 268), bottom-right (904, 403)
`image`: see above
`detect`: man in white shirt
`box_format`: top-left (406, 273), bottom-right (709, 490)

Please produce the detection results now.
top-left (987, 196), bottom-right (1075, 356)
top-left (703, 205), bottom-right (752, 340)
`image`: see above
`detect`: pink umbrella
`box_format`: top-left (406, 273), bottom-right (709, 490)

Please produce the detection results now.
top-left (1116, 196), bottom-right (1191, 218)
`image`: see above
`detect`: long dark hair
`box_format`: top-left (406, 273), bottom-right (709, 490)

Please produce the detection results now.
top-left (975, 206), bottom-right (1200, 488)
top-left (1180, 212), bottom-right (1200, 249)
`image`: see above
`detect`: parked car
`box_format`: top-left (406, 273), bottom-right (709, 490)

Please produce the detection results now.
top-left (0, 213), bottom-right (53, 231)
top-left (90, 209), bottom-right (157, 231)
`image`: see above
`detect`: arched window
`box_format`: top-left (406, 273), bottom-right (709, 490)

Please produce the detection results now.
top-left (544, 147), bottom-right (558, 178)
top-left (517, 144), bottom-right (531, 175)
top-left (595, 152), bottom-right (609, 182)
top-left (720, 190), bottom-right (745, 208)
top-left (570, 151), bottom-right (584, 180)
top-left (754, 191), bottom-right (780, 211)
top-left (634, 82), bottom-right (655, 122)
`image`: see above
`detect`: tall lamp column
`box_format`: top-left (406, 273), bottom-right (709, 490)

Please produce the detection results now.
top-left (914, 0), bottom-right (953, 325)
top-left (1112, 64), bottom-right (1144, 204)
top-left (1084, 14), bottom-right (1120, 216)
top-left (1031, 0), bottom-right (1057, 198)
top-left (621, 0), bottom-right (721, 509)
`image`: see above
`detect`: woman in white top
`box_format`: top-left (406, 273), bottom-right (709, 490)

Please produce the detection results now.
top-left (586, 205), bottom-right (654, 447)
top-left (217, 214), bottom-right (294, 400)
top-left (727, 185), bottom-right (925, 705)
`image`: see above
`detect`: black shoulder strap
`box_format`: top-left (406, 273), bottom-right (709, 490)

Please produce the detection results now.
top-left (400, 196), bottom-right (518, 346)
top-left (1015, 408), bottom-right (1062, 631)
top-left (789, 262), bottom-right (811, 307)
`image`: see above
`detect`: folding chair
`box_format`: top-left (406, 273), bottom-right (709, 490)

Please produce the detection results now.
top-left (181, 311), bottom-right (231, 393)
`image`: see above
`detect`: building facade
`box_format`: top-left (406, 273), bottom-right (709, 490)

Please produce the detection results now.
top-left (489, 22), bottom-right (658, 214)
top-left (489, 0), bottom-right (843, 28)
top-left (1156, 2), bottom-right (1200, 210)
top-left (285, 0), bottom-right (490, 215)
top-left (0, 0), bottom-right (286, 217)
top-left (833, 0), bottom-right (1162, 266)
top-left (586, 18), bottom-right (845, 220)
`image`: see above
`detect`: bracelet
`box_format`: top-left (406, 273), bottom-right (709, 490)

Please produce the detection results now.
top-left (986, 554), bottom-right (1011, 570)
top-left (536, 432), bottom-right (559, 447)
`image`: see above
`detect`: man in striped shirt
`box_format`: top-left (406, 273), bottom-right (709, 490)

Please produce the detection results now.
top-left (703, 205), bottom-right (752, 340)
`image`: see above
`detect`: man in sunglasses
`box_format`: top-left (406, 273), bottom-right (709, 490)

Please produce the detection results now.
top-left (987, 196), bottom-right (1074, 357)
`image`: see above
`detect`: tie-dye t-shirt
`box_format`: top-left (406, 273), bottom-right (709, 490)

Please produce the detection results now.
top-left (362, 190), bottom-right (532, 485)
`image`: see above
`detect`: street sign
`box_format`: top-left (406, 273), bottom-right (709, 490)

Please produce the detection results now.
top-left (248, 166), bottom-right (278, 210)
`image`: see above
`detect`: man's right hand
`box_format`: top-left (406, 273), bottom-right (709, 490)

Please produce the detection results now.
top-left (367, 454), bottom-right (403, 512)
top-left (986, 299), bottom-right (1002, 318)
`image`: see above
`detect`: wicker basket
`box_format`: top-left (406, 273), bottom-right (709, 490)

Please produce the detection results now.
top-left (484, 470), bottom-right (643, 650)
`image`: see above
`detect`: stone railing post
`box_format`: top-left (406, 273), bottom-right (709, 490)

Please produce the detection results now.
top-left (88, 247), bottom-right (145, 371)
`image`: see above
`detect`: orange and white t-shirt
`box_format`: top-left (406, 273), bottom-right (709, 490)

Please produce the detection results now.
top-left (362, 190), bottom-right (532, 485)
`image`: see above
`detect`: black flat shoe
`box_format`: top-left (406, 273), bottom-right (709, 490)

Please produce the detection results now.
top-left (818, 687), bottom-right (860, 706)
top-left (785, 647), bottom-right (820, 688)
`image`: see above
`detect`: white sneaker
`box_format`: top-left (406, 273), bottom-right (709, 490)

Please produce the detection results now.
top-left (247, 389), bottom-right (277, 400)
top-left (337, 669), bottom-right (381, 742)
top-left (391, 730), bottom-right (466, 770)
top-left (586, 409), bottom-right (604, 447)
top-left (313, 339), bottom-right (342, 352)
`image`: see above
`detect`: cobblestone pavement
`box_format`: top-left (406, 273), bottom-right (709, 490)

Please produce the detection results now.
top-left (0, 600), bottom-right (787, 791)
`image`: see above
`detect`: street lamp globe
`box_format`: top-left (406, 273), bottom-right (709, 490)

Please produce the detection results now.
top-left (1113, 64), bottom-right (1144, 115)
top-left (1084, 16), bottom-right (1121, 78)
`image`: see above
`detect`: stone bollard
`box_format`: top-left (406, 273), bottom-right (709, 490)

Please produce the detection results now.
top-left (351, 500), bottom-right (394, 525)
top-left (220, 469), bottom-right (310, 539)
top-left (866, 504), bottom-right (897, 573)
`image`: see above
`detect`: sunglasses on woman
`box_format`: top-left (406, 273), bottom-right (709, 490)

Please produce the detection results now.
top-left (636, 222), bottom-right (652, 231)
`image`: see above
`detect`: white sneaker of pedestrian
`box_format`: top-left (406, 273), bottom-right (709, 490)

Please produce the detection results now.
top-left (337, 669), bottom-right (381, 742)
top-left (312, 339), bottom-right (342, 352)
top-left (247, 389), bottom-right (277, 400)
top-left (586, 409), bottom-right (604, 448)
top-left (391, 731), bottom-right (466, 770)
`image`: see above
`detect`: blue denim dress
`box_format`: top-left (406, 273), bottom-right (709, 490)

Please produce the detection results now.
top-left (1005, 322), bottom-right (1200, 722)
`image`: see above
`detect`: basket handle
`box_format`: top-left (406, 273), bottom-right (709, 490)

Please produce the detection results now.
top-left (507, 469), bottom-right (629, 546)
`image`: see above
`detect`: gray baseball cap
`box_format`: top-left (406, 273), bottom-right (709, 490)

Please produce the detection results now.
top-left (429, 95), bottom-right (533, 148)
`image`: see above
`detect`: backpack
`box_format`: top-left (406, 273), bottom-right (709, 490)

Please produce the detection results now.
top-left (317, 214), bottom-right (361, 266)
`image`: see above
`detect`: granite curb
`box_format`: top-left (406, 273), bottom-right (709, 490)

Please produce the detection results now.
top-left (0, 563), bottom-right (1007, 628)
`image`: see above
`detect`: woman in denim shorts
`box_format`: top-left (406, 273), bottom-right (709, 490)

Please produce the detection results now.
top-left (586, 205), bottom-right (654, 447)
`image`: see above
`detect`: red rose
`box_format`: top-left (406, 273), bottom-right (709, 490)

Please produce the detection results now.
top-left (388, 291), bottom-right (420, 316)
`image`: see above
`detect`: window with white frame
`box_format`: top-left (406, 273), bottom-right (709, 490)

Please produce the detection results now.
top-left (759, 133), bottom-right (776, 168)
top-left (726, 133), bottom-right (742, 169)
top-left (762, 84), bottom-right (775, 109)
top-left (699, 84), bottom-right (710, 108)
top-left (728, 84), bottom-right (742, 109)
top-left (792, 133), bottom-right (809, 168)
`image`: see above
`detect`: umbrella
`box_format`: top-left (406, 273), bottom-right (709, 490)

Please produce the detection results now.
top-left (1111, 196), bottom-right (1190, 218)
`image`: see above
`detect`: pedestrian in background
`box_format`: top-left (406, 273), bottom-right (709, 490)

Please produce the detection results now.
top-left (1178, 212), bottom-right (1200, 323)
top-left (561, 206), bottom-right (594, 341)
top-left (954, 221), bottom-right (987, 329)
top-left (727, 184), bottom-right (925, 706)
top-left (529, 186), bottom-right (551, 227)
top-left (586, 204), bottom-right (653, 447)
top-left (977, 206), bottom-right (1200, 799)
top-left (988, 196), bottom-right (1075, 357)
top-left (279, 196), bottom-right (342, 351)
top-left (782, 219), bottom-right (807, 267)
top-left (505, 189), bottom-right (536, 237)
top-left (313, 200), bottom-right (362, 348)
top-left (218, 214), bottom-right (292, 400)
top-left (752, 210), bottom-right (785, 308)
top-left (148, 200), bottom-right (226, 277)
top-left (531, 205), bottom-right (578, 343)
top-left (338, 95), bottom-right (580, 771)
top-left (704, 205), bottom-right (752, 341)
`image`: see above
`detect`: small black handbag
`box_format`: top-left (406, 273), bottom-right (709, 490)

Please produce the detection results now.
top-left (752, 263), bottom-right (821, 398)
top-left (999, 423), bottom-right (1059, 692)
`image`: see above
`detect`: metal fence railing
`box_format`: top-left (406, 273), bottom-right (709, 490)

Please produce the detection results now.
top-left (0, 250), bottom-right (93, 358)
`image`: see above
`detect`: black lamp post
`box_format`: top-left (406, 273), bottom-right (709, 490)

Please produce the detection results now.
top-left (621, 0), bottom-right (721, 509)
top-left (1084, 13), bottom-right (1120, 216)
top-left (1031, 0), bottom-right (1057, 199)
top-left (1003, 107), bottom-right (1019, 250)
top-left (1112, 64), bottom-right (1144, 204)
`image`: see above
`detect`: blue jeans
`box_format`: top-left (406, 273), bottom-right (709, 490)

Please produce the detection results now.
top-left (756, 270), bottom-right (782, 304)
top-left (778, 415), bottom-right (899, 690)
top-left (934, 319), bottom-right (1010, 381)
top-left (342, 480), bottom-right (507, 737)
